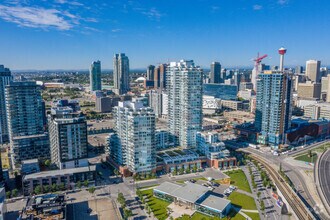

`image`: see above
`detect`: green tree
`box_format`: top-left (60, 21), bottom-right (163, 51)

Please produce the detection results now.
top-left (179, 167), bottom-right (184, 175)
top-left (88, 186), bottom-right (96, 194)
top-left (11, 189), bottom-right (18, 197)
top-left (260, 200), bottom-right (265, 211)
top-left (192, 164), bottom-right (197, 173)
top-left (257, 191), bottom-right (261, 198)
top-left (59, 183), bottom-right (66, 191)
top-left (124, 208), bottom-right (133, 219)
top-left (76, 181), bottom-right (82, 189)
top-left (6, 191), bottom-right (11, 198)
top-left (51, 184), bottom-right (57, 192)
top-left (84, 180), bottom-right (89, 187)
top-left (117, 192), bottom-right (126, 208)
top-left (44, 159), bottom-right (51, 167)
top-left (34, 186), bottom-right (43, 195)
top-left (185, 167), bottom-right (190, 174)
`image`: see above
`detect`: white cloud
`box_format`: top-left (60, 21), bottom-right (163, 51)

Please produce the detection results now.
top-left (253, 4), bottom-right (263, 10)
top-left (278, 0), bottom-right (288, 5)
top-left (0, 5), bottom-right (73, 30)
top-left (54, 0), bottom-right (84, 6)
top-left (141, 8), bottom-right (164, 20)
top-left (111, 28), bottom-right (121, 33)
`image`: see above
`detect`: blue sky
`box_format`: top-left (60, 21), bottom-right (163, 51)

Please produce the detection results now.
top-left (0, 0), bottom-right (329, 70)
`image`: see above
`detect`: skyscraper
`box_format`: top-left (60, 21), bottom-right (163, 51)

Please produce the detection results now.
top-left (146, 65), bottom-right (155, 81)
top-left (154, 64), bottom-right (167, 89)
top-left (109, 101), bottom-right (156, 174)
top-left (306, 60), bottom-right (321, 82)
top-left (113, 53), bottom-right (130, 95)
top-left (89, 60), bottom-right (102, 91)
top-left (5, 81), bottom-right (50, 167)
top-left (210, 62), bottom-right (222, 83)
top-left (0, 65), bottom-right (12, 144)
top-left (255, 71), bottom-right (293, 147)
top-left (167, 60), bottom-right (203, 148)
top-left (295, 65), bottom-right (303, 74)
top-left (48, 107), bottom-right (88, 169)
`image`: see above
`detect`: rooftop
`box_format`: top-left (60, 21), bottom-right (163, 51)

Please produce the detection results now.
top-left (197, 194), bottom-right (231, 212)
top-left (22, 159), bottom-right (39, 165)
top-left (24, 165), bottom-right (96, 180)
top-left (154, 181), bottom-right (209, 204)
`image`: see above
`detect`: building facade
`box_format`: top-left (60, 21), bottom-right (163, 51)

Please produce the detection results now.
top-left (5, 81), bottom-right (50, 166)
top-left (109, 101), bottom-right (156, 174)
top-left (154, 64), bottom-right (167, 89)
top-left (255, 71), bottom-right (293, 147)
top-left (113, 53), bottom-right (130, 95)
top-left (210, 62), bottom-right (222, 83)
top-left (147, 65), bottom-right (155, 81)
top-left (0, 65), bottom-right (12, 144)
top-left (95, 96), bottom-right (120, 113)
top-left (167, 60), bottom-right (203, 148)
top-left (297, 81), bottom-right (321, 99)
top-left (306, 60), bottom-right (321, 82)
top-left (89, 60), bottom-right (102, 91)
top-left (48, 107), bottom-right (88, 169)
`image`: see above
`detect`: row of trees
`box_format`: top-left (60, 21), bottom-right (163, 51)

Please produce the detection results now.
top-left (171, 164), bottom-right (199, 176)
top-left (133, 172), bottom-right (156, 181)
top-left (117, 192), bottom-right (133, 219)
top-left (6, 189), bottom-right (18, 198)
top-left (33, 180), bottom-right (89, 195)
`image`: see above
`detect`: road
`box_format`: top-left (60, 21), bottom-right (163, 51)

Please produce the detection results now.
top-left (317, 149), bottom-right (330, 216)
top-left (240, 147), bottom-right (324, 219)
top-left (244, 163), bottom-right (282, 220)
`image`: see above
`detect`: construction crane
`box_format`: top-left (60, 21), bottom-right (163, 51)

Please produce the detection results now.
top-left (253, 53), bottom-right (268, 75)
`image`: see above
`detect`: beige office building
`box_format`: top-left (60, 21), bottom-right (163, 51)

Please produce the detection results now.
top-left (305, 60), bottom-right (321, 82)
top-left (297, 81), bottom-right (321, 99)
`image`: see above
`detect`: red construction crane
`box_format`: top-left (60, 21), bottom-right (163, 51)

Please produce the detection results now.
top-left (253, 53), bottom-right (268, 74)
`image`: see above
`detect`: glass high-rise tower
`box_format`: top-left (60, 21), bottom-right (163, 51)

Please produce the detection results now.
top-left (210, 62), bottom-right (222, 83)
top-left (255, 71), bottom-right (293, 147)
top-left (0, 65), bottom-right (12, 144)
top-left (113, 53), bottom-right (130, 95)
top-left (5, 81), bottom-right (50, 167)
top-left (167, 60), bottom-right (203, 148)
top-left (89, 60), bottom-right (102, 91)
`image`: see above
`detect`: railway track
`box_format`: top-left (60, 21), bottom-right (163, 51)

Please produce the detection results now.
top-left (249, 154), bottom-right (314, 220)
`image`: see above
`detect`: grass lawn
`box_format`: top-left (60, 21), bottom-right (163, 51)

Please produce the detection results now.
top-left (314, 143), bottom-right (330, 152)
top-left (294, 153), bottom-right (318, 163)
top-left (228, 192), bottom-right (257, 210)
top-left (141, 189), bottom-right (170, 220)
top-left (244, 212), bottom-right (261, 220)
top-left (176, 209), bottom-right (246, 220)
top-left (223, 169), bottom-right (252, 193)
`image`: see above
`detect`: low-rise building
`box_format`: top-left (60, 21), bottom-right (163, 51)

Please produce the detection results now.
top-left (154, 182), bottom-right (231, 218)
top-left (304, 103), bottom-right (330, 120)
top-left (20, 194), bottom-right (66, 220)
top-left (21, 159), bottom-right (40, 175)
top-left (95, 96), bottom-right (120, 113)
top-left (156, 149), bottom-right (203, 173)
top-left (221, 100), bottom-right (249, 111)
top-left (203, 96), bottom-right (221, 114)
top-left (23, 165), bottom-right (96, 195)
top-left (223, 111), bottom-right (254, 123)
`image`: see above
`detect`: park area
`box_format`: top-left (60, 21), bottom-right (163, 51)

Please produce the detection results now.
top-left (223, 169), bottom-right (252, 193)
top-left (228, 192), bottom-right (257, 210)
top-left (294, 152), bottom-right (318, 163)
top-left (141, 189), bottom-right (170, 220)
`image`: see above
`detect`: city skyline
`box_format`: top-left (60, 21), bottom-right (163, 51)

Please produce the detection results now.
top-left (0, 0), bottom-right (329, 70)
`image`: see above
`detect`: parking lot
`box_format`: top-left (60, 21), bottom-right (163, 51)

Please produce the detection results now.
top-left (67, 198), bottom-right (120, 220)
